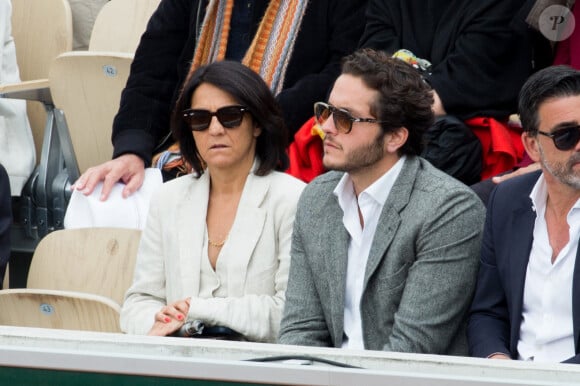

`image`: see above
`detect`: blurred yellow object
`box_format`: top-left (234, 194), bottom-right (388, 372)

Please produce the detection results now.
top-left (508, 114), bottom-right (522, 129)
top-left (311, 123), bottom-right (325, 140)
top-left (392, 49), bottom-right (432, 73)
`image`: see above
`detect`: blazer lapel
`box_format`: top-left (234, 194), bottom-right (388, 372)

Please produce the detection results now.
top-left (224, 173), bottom-right (267, 291)
top-left (177, 173), bottom-right (210, 298)
top-left (363, 157), bottom-right (416, 287)
top-left (507, 198), bottom-right (536, 354)
top-left (365, 206), bottom-right (401, 286)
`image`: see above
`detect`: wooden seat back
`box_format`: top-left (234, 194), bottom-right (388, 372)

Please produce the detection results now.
top-left (26, 227), bottom-right (141, 305)
top-left (49, 52), bottom-right (133, 172)
top-left (0, 288), bottom-right (121, 332)
top-left (89, 0), bottom-right (161, 53)
top-left (10, 0), bottom-right (73, 158)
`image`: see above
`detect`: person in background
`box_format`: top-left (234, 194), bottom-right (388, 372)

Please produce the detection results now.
top-left (67, 0), bottom-right (109, 50)
top-left (73, 0), bottom-right (367, 200)
top-left (359, 0), bottom-right (544, 184)
top-left (0, 0), bottom-right (35, 196)
top-left (468, 65), bottom-right (580, 363)
top-left (121, 61), bottom-right (305, 341)
top-left (279, 49), bottom-right (485, 354)
top-left (471, 0), bottom-right (578, 205)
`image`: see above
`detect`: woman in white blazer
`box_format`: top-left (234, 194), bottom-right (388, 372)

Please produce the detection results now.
top-left (120, 61), bottom-right (305, 342)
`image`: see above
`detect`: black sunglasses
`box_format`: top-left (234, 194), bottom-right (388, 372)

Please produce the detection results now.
top-left (182, 105), bottom-right (249, 131)
top-left (314, 102), bottom-right (384, 134)
top-left (537, 125), bottom-right (580, 151)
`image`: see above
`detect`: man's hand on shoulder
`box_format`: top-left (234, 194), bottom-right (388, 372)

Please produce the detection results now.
top-left (72, 154), bottom-right (146, 201)
top-left (491, 162), bottom-right (540, 185)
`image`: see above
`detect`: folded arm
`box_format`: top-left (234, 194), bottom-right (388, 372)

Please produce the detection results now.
top-left (112, 0), bottom-right (193, 162)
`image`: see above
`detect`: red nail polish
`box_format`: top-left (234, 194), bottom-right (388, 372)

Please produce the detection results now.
top-left (164, 317), bottom-right (171, 323)
top-left (177, 314), bottom-right (183, 321)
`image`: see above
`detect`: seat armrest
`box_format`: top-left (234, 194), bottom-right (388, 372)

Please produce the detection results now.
top-left (0, 79), bottom-right (52, 104)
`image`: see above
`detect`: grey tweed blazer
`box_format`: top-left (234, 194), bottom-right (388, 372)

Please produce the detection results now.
top-left (279, 156), bottom-right (485, 355)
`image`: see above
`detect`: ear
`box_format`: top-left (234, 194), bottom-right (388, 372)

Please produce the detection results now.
top-left (522, 131), bottom-right (541, 163)
top-left (384, 127), bottom-right (409, 153)
top-left (253, 124), bottom-right (262, 138)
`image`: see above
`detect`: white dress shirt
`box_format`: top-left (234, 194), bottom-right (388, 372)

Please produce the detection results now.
top-left (335, 156), bottom-right (406, 349)
top-left (518, 174), bottom-right (580, 362)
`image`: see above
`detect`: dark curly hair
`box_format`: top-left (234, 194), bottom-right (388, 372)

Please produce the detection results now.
top-left (341, 48), bottom-right (434, 156)
top-left (171, 60), bottom-right (289, 176)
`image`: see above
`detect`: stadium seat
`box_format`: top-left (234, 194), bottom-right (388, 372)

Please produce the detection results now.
top-left (0, 0), bottom-right (75, 250)
top-left (8, 0), bottom-right (73, 160)
top-left (89, 0), bottom-right (161, 53)
top-left (47, 0), bottom-right (161, 173)
top-left (49, 52), bottom-right (133, 172)
top-left (0, 288), bottom-right (121, 332)
top-left (26, 227), bottom-right (141, 305)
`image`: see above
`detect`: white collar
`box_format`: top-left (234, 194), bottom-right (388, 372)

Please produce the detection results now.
top-left (333, 155), bottom-right (407, 207)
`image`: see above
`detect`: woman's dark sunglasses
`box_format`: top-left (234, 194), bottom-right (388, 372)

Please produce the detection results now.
top-left (182, 105), bottom-right (249, 131)
top-left (537, 125), bottom-right (580, 151)
top-left (314, 101), bottom-right (384, 134)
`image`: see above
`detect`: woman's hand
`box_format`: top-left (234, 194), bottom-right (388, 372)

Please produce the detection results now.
top-left (147, 297), bottom-right (191, 336)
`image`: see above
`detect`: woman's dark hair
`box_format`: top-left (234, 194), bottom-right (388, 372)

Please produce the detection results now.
top-left (171, 60), bottom-right (289, 176)
top-left (341, 48), bottom-right (434, 156)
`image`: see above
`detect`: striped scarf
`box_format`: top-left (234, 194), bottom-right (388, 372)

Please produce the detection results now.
top-left (155, 0), bottom-right (308, 173)
top-left (188, 0), bottom-right (309, 94)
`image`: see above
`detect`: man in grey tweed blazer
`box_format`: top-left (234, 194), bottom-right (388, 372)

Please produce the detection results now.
top-left (278, 49), bottom-right (485, 355)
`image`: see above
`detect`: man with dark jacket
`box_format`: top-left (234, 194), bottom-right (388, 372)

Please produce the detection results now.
top-left (361, 0), bottom-right (537, 122)
top-left (468, 65), bottom-right (580, 364)
top-left (359, 0), bottom-right (544, 184)
top-left (74, 0), bottom-right (367, 199)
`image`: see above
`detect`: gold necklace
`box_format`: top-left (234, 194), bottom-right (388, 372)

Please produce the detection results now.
top-left (208, 234), bottom-right (228, 248)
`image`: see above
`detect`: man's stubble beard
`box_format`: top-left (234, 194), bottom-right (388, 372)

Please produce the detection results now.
top-left (323, 131), bottom-right (386, 174)
top-left (538, 143), bottom-right (580, 190)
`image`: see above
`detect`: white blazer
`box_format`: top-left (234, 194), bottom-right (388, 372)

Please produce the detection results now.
top-left (120, 168), bottom-right (305, 342)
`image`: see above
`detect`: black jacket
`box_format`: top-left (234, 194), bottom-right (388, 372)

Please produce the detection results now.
top-left (112, 0), bottom-right (367, 165)
top-left (360, 0), bottom-right (541, 120)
